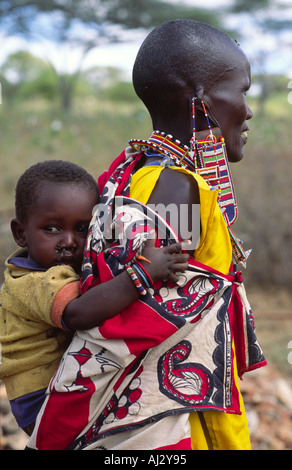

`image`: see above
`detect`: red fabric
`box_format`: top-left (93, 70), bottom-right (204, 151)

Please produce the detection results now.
top-left (97, 150), bottom-right (143, 195)
top-left (36, 375), bottom-right (96, 450)
top-left (97, 251), bottom-right (177, 356)
top-left (97, 150), bottom-right (127, 193)
top-left (99, 303), bottom-right (177, 357)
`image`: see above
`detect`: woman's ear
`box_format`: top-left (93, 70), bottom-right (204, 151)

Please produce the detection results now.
top-left (191, 92), bottom-right (209, 132)
top-left (10, 218), bottom-right (27, 247)
top-left (193, 90), bottom-right (220, 130)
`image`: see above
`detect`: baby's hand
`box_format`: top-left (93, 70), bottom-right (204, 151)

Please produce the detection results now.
top-left (138, 238), bottom-right (190, 284)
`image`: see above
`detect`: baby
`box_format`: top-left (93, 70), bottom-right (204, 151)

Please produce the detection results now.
top-left (0, 159), bottom-right (189, 435)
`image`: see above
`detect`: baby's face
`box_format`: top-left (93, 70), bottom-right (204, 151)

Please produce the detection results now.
top-left (22, 182), bottom-right (97, 273)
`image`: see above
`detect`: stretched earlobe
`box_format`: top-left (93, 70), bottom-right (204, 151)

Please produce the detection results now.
top-left (10, 218), bottom-right (27, 247)
top-left (194, 93), bottom-right (220, 130)
top-left (193, 85), bottom-right (204, 101)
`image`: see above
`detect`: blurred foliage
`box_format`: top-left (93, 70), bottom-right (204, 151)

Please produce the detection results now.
top-left (229, 0), bottom-right (292, 33)
top-left (102, 81), bottom-right (138, 103)
top-left (0, 51), bottom-right (58, 102)
top-left (0, 0), bottom-right (232, 111)
top-left (0, 0), bottom-right (291, 112)
top-left (229, 0), bottom-right (271, 12)
top-left (0, 0), bottom-right (225, 37)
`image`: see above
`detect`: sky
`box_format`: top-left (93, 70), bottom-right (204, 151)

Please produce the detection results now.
top-left (0, 21), bottom-right (143, 77)
top-left (0, 0), bottom-right (291, 78)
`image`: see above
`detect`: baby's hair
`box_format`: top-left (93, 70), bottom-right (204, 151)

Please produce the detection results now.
top-left (15, 160), bottom-right (99, 222)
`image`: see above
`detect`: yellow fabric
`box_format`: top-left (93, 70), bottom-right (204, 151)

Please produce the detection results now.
top-left (189, 341), bottom-right (251, 450)
top-left (130, 165), bottom-right (232, 274)
top-left (0, 249), bottom-right (79, 400)
top-left (130, 164), bottom-right (251, 450)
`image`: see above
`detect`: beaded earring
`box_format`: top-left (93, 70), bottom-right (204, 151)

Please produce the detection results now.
top-left (191, 97), bottom-right (249, 265)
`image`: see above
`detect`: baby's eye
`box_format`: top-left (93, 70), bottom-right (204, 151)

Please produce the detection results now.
top-left (43, 226), bottom-right (59, 233)
top-left (76, 224), bottom-right (89, 233)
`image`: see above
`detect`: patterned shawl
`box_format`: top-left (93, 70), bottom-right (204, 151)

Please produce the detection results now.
top-left (27, 148), bottom-right (266, 450)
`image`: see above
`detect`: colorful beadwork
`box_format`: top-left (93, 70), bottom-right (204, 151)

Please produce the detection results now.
top-left (125, 265), bottom-right (147, 295)
top-left (134, 261), bottom-right (154, 288)
top-left (129, 131), bottom-right (197, 172)
top-left (129, 99), bottom-right (249, 265)
top-left (191, 98), bottom-right (238, 226)
top-left (196, 137), bottom-right (238, 226)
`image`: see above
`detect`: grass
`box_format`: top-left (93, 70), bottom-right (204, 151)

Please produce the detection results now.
top-left (0, 96), bottom-right (152, 211)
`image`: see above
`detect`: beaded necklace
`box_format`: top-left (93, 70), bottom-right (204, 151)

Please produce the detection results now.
top-left (129, 130), bottom-right (197, 172)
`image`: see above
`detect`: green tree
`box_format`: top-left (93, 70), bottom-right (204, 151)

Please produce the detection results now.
top-left (0, 0), bottom-right (228, 111)
top-left (0, 50), bottom-right (58, 102)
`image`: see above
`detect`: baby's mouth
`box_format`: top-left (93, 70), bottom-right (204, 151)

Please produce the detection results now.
top-left (60, 251), bottom-right (75, 262)
top-left (55, 247), bottom-right (76, 265)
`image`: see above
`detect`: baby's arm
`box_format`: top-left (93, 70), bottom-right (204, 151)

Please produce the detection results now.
top-left (62, 238), bottom-right (189, 330)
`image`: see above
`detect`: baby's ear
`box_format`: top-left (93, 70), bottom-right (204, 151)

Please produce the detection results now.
top-left (10, 218), bottom-right (27, 247)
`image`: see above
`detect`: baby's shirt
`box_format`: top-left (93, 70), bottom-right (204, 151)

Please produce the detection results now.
top-left (0, 249), bottom-right (80, 401)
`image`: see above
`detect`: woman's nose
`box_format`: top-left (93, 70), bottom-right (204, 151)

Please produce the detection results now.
top-left (246, 104), bottom-right (253, 120)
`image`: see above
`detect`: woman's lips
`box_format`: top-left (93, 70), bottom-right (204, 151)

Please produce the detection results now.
top-left (241, 130), bottom-right (248, 145)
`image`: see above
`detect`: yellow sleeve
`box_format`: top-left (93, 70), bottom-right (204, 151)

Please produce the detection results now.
top-left (130, 165), bottom-right (232, 274)
top-left (2, 265), bottom-right (80, 327)
top-left (0, 266), bottom-right (79, 399)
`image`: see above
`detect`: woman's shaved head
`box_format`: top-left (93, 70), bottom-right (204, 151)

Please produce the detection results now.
top-left (132, 19), bottom-right (252, 162)
top-left (133, 20), bottom-right (245, 113)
